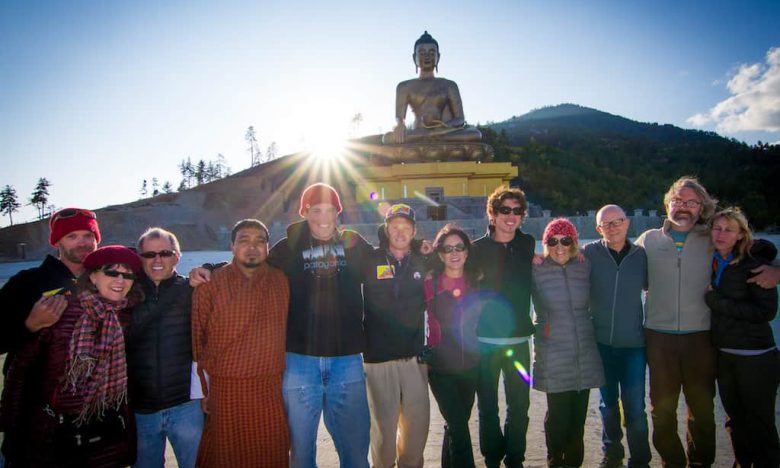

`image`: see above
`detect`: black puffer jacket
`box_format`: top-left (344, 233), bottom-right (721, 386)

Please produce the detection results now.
top-left (124, 273), bottom-right (194, 413)
top-left (705, 241), bottom-right (778, 350)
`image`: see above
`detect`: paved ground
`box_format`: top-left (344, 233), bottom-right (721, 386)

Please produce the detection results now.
top-left (310, 378), bottom-right (760, 468)
top-left (0, 355), bottom-right (777, 467)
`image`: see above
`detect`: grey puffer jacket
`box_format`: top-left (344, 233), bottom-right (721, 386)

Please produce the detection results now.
top-left (531, 257), bottom-right (604, 393)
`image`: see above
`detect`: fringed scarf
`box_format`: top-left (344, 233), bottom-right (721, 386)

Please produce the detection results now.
top-left (62, 291), bottom-right (128, 426)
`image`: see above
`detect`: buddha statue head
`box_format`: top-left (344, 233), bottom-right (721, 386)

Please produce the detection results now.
top-left (413, 30), bottom-right (440, 73)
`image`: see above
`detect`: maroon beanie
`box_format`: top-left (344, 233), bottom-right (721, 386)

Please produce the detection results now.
top-left (542, 218), bottom-right (578, 245)
top-left (83, 245), bottom-right (142, 275)
top-left (299, 183), bottom-right (343, 216)
top-left (49, 208), bottom-right (101, 247)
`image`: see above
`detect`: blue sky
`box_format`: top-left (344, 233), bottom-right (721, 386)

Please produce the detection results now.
top-left (1, 0), bottom-right (778, 227)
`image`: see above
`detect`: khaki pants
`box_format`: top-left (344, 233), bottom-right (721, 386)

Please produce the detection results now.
top-left (364, 358), bottom-right (430, 468)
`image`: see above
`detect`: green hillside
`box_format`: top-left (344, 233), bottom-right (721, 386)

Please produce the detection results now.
top-left (481, 104), bottom-right (780, 229)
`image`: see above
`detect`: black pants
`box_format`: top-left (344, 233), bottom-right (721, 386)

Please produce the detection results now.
top-left (544, 390), bottom-right (590, 467)
top-left (429, 367), bottom-right (478, 468)
top-left (477, 341), bottom-right (531, 468)
top-left (718, 349), bottom-right (780, 468)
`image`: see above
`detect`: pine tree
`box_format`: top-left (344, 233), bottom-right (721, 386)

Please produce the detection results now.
top-left (162, 181), bottom-right (173, 193)
top-left (29, 177), bottom-right (51, 220)
top-left (265, 142), bottom-right (278, 162)
top-left (0, 185), bottom-right (21, 225)
top-left (151, 177), bottom-right (160, 196)
top-left (140, 179), bottom-right (148, 198)
top-left (246, 126), bottom-right (262, 166)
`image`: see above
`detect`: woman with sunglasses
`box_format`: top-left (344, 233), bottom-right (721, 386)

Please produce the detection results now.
top-left (531, 218), bottom-right (604, 468)
top-left (1, 245), bottom-right (143, 467)
top-left (705, 208), bottom-right (778, 467)
top-left (424, 224), bottom-right (482, 467)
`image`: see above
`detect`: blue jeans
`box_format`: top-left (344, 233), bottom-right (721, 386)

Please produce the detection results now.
top-left (597, 344), bottom-right (651, 467)
top-left (283, 352), bottom-right (370, 468)
top-left (133, 399), bottom-right (204, 468)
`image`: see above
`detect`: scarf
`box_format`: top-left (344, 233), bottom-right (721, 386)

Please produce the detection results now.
top-left (63, 290), bottom-right (128, 425)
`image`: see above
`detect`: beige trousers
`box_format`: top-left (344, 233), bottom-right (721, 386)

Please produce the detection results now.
top-left (364, 358), bottom-right (430, 468)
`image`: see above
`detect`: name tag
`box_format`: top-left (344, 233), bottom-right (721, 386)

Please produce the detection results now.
top-left (376, 265), bottom-right (395, 279)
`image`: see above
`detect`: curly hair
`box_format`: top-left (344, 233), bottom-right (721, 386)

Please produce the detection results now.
top-left (486, 186), bottom-right (528, 220)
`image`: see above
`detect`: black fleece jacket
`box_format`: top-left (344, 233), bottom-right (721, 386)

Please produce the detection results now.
top-left (269, 221), bottom-right (371, 357)
top-left (0, 255), bottom-right (76, 372)
top-left (362, 225), bottom-right (428, 363)
top-left (472, 226), bottom-right (536, 339)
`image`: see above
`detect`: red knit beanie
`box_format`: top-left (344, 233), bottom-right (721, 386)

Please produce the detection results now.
top-left (542, 218), bottom-right (578, 245)
top-left (49, 208), bottom-right (101, 247)
top-left (83, 245), bottom-right (142, 275)
top-left (299, 183), bottom-right (343, 216)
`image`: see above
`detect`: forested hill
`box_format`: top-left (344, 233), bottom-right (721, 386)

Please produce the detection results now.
top-left (480, 104), bottom-right (779, 229)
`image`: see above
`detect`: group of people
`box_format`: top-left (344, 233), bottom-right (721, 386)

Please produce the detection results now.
top-left (0, 177), bottom-right (777, 468)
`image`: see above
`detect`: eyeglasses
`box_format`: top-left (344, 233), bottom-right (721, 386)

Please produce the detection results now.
top-left (670, 198), bottom-right (702, 209)
top-left (497, 206), bottom-right (524, 216)
top-left (598, 218), bottom-right (626, 229)
top-left (440, 243), bottom-right (466, 254)
top-left (51, 208), bottom-right (96, 225)
top-left (139, 250), bottom-right (176, 259)
top-left (546, 236), bottom-right (573, 247)
top-left (101, 269), bottom-right (137, 280)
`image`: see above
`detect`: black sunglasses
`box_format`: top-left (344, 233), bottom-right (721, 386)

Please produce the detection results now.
top-left (102, 270), bottom-right (137, 280)
top-left (546, 236), bottom-right (573, 247)
top-left (51, 208), bottom-right (96, 224)
top-left (440, 243), bottom-right (466, 254)
top-left (497, 206), bottom-right (524, 216)
top-left (139, 250), bottom-right (176, 259)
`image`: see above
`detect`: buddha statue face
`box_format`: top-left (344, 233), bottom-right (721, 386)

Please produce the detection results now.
top-left (413, 31), bottom-right (440, 72)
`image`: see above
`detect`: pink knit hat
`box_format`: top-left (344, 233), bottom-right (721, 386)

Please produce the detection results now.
top-left (542, 218), bottom-right (578, 245)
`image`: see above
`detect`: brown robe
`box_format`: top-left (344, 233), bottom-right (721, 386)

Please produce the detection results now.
top-left (192, 262), bottom-right (289, 467)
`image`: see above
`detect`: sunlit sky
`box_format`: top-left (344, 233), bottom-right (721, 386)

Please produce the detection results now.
top-left (1, 0), bottom-right (779, 227)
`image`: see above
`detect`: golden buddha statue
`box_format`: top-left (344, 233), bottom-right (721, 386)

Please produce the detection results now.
top-left (382, 31), bottom-right (482, 144)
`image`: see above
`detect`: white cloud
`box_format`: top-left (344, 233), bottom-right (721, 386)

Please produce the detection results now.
top-left (687, 46), bottom-right (780, 133)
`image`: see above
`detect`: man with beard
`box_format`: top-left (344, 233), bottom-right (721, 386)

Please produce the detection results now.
top-left (188, 184), bottom-right (373, 467)
top-left (636, 177), bottom-right (718, 468)
top-left (192, 219), bottom-right (289, 467)
top-left (0, 208), bottom-right (100, 467)
top-left (0, 208), bottom-right (100, 365)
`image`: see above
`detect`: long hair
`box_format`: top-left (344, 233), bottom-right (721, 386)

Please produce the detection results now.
top-left (431, 224), bottom-right (481, 284)
top-left (709, 207), bottom-right (753, 264)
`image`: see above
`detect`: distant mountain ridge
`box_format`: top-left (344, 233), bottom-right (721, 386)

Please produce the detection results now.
top-left (481, 103), bottom-right (779, 228)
